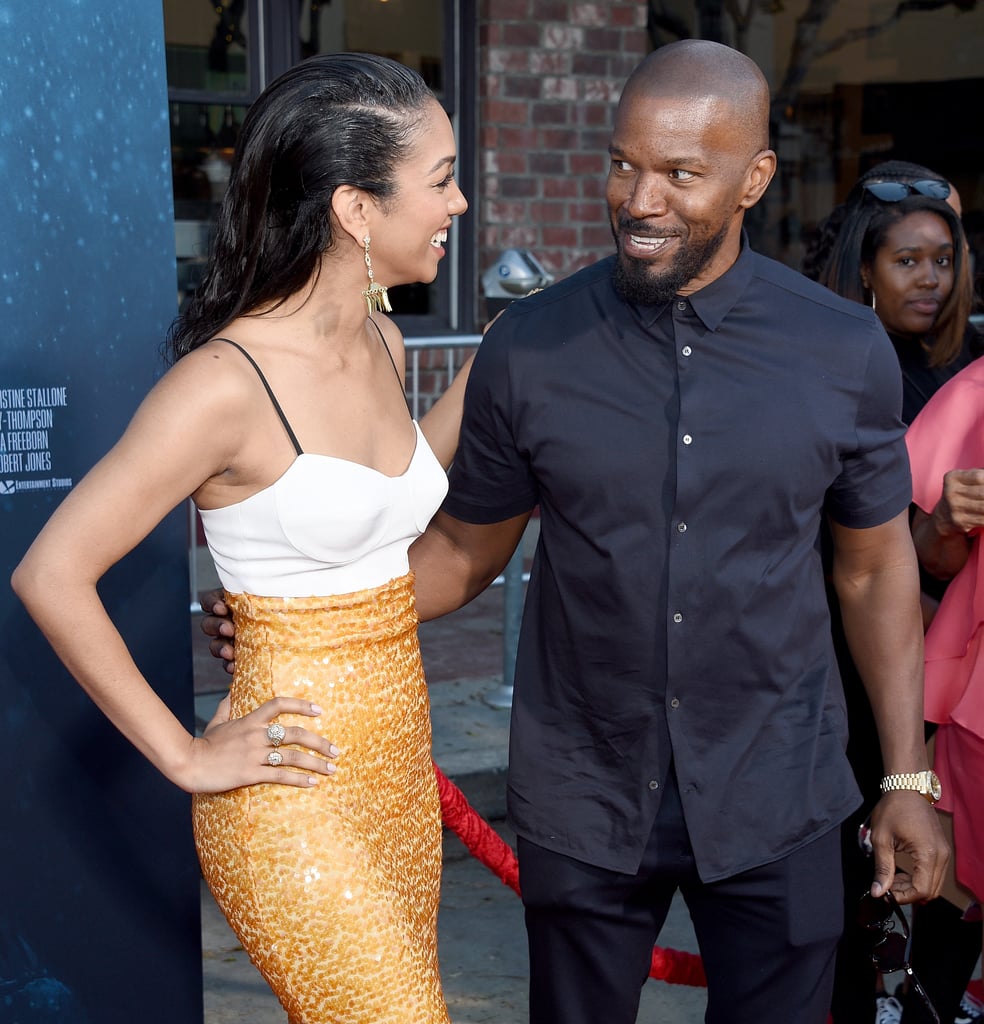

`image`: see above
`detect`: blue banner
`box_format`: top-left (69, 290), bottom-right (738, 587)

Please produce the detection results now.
top-left (0, 3), bottom-right (202, 1020)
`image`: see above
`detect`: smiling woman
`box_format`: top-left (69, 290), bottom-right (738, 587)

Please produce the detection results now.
top-left (164, 0), bottom-right (460, 325)
top-left (12, 51), bottom-right (472, 1024)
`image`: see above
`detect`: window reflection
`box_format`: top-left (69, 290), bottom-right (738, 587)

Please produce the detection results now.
top-left (299, 0), bottom-right (443, 93)
top-left (171, 102), bottom-right (245, 311)
top-left (164, 0), bottom-right (250, 94)
top-left (165, 0), bottom-right (253, 311)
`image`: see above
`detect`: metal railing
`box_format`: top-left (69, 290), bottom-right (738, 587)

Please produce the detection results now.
top-left (405, 333), bottom-right (482, 418)
top-left (187, 332), bottom-right (527, 697)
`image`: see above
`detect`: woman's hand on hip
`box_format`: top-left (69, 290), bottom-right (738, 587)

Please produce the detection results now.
top-left (185, 696), bottom-right (339, 792)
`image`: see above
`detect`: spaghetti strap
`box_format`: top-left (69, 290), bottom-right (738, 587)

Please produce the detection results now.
top-left (367, 317), bottom-right (413, 418)
top-left (212, 338), bottom-right (304, 455)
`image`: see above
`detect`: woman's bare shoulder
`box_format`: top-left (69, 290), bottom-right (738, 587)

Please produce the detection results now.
top-left (159, 339), bottom-right (264, 403)
top-left (368, 313), bottom-right (406, 355)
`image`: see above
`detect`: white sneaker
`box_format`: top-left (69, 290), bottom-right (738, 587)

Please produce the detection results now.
top-left (955, 989), bottom-right (984, 1024)
top-left (875, 994), bottom-right (903, 1024)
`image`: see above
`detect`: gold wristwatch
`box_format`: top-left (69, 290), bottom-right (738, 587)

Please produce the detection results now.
top-left (879, 770), bottom-right (942, 804)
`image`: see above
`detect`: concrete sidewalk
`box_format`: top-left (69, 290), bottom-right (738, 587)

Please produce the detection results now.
top-left (190, 548), bottom-right (707, 1023)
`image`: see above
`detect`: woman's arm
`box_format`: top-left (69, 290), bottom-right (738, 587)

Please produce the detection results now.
top-left (11, 355), bottom-right (337, 792)
top-left (418, 353), bottom-right (475, 469)
top-left (910, 467), bottom-right (984, 579)
top-left (368, 311), bottom-right (475, 471)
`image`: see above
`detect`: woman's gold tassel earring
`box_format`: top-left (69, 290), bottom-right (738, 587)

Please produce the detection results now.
top-left (362, 235), bottom-right (392, 314)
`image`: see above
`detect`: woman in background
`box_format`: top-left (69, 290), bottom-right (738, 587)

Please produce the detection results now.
top-left (821, 181), bottom-right (974, 424)
top-left (818, 175), bottom-right (981, 1024)
top-left (13, 52), bottom-right (470, 1023)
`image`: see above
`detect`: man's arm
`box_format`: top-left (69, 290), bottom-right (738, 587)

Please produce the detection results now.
top-left (201, 509), bottom-right (533, 662)
top-left (410, 509), bottom-right (532, 621)
top-left (829, 509), bottom-right (949, 903)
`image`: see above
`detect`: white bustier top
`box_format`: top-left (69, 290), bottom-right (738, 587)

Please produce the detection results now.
top-left (199, 421), bottom-right (449, 598)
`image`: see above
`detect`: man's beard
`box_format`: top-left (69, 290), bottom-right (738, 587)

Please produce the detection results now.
top-left (611, 220), bottom-right (729, 305)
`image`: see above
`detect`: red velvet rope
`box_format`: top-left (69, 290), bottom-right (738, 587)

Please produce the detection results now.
top-left (434, 762), bottom-right (707, 988)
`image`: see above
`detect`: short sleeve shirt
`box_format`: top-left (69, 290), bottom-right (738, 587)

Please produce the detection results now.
top-left (444, 241), bottom-right (911, 880)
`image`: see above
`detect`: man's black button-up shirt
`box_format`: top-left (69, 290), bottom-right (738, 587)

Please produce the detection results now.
top-left (443, 241), bottom-right (911, 881)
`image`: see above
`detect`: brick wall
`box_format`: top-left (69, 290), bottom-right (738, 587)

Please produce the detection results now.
top-left (478, 1), bottom-right (650, 293)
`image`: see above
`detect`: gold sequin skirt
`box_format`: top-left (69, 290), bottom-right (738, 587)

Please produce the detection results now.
top-left (192, 573), bottom-right (449, 1024)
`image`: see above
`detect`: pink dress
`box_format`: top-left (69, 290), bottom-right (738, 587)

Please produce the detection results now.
top-left (906, 357), bottom-right (984, 902)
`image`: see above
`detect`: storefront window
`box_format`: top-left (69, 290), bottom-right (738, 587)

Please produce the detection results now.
top-left (170, 101), bottom-right (246, 309)
top-left (299, 0), bottom-right (444, 94)
top-left (165, 0), bottom-right (255, 311)
top-left (164, 1), bottom-right (251, 94)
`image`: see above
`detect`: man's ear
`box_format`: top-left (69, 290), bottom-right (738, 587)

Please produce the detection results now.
top-left (739, 149), bottom-right (777, 210)
top-left (331, 184), bottom-right (375, 246)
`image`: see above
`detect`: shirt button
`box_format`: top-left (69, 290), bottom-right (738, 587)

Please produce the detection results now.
top-left (648, 779), bottom-right (660, 790)
top-left (676, 300), bottom-right (687, 311)
top-left (672, 612), bottom-right (683, 623)
top-left (677, 521), bottom-right (687, 533)
top-left (682, 433), bottom-right (693, 445)
top-left (670, 698), bottom-right (681, 709)
top-left (681, 345), bottom-right (692, 357)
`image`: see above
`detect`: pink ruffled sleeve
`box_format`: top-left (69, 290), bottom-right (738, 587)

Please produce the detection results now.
top-left (906, 360), bottom-right (984, 713)
top-left (906, 360), bottom-right (984, 514)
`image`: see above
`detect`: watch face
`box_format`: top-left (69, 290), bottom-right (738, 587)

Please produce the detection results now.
top-left (928, 771), bottom-right (942, 802)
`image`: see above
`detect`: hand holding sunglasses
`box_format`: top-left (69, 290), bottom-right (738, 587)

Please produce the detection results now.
top-left (857, 890), bottom-right (941, 1023)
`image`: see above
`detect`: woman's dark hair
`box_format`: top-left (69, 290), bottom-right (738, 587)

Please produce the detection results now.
top-left (167, 52), bottom-right (434, 361)
top-left (802, 161), bottom-right (947, 283)
top-left (820, 193), bottom-right (972, 367)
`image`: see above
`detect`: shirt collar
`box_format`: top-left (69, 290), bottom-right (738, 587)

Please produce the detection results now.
top-left (632, 231), bottom-right (754, 331)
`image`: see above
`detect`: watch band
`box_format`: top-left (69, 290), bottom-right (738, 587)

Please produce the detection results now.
top-left (879, 770), bottom-right (941, 804)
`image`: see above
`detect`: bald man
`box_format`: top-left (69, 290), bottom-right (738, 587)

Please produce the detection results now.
top-left (205, 39), bottom-right (949, 1024)
top-left (413, 40), bottom-right (947, 1022)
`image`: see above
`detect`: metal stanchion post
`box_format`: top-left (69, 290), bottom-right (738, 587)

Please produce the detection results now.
top-left (484, 543), bottom-right (525, 708)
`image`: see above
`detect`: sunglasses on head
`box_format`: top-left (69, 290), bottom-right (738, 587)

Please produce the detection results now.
top-left (857, 891), bottom-right (940, 1023)
top-left (862, 179), bottom-right (951, 203)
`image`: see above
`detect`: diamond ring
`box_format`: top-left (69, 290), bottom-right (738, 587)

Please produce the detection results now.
top-left (266, 723), bottom-right (286, 747)
top-left (267, 750), bottom-right (284, 768)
